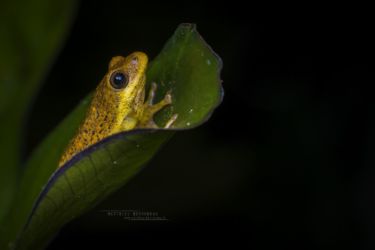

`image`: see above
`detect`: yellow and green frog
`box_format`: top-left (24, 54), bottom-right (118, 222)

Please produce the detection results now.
top-left (59, 52), bottom-right (177, 167)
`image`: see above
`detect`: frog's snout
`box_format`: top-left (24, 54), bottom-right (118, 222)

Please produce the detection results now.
top-left (129, 51), bottom-right (148, 70)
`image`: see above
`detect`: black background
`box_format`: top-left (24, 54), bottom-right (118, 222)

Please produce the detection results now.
top-left (25, 1), bottom-right (373, 249)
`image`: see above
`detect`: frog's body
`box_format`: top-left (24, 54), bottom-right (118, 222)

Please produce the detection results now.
top-left (58, 52), bottom-right (177, 167)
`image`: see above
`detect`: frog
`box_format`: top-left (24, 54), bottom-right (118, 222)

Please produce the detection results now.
top-left (58, 51), bottom-right (178, 167)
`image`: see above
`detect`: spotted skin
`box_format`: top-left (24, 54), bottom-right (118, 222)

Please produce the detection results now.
top-left (58, 52), bottom-right (178, 167)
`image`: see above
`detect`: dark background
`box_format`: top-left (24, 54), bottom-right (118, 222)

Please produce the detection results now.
top-left (25, 1), bottom-right (373, 250)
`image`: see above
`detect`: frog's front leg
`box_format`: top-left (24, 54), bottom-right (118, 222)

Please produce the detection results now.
top-left (138, 82), bottom-right (178, 128)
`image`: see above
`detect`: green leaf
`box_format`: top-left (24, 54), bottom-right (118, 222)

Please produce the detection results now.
top-left (6, 24), bottom-right (222, 250)
top-left (0, 0), bottom-right (77, 244)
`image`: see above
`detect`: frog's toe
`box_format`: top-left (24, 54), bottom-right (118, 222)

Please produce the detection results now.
top-left (164, 90), bottom-right (172, 104)
top-left (151, 81), bottom-right (157, 90)
top-left (164, 113), bottom-right (178, 128)
top-left (147, 82), bottom-right (158, 105)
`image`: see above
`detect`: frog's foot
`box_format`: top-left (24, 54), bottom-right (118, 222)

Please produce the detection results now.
top-left (139, 82), bottom-right (178, 128)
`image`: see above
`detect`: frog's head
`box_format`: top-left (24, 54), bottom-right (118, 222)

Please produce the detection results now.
top-left (103, 51), bottom-right (148, 111)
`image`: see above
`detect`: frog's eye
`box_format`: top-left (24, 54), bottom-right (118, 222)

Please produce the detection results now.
top-left (110, 71), bottom-right (129, 89)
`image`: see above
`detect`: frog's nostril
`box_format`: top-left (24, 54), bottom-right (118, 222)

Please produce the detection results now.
top-left (131, 57), bottom-right (138, 65)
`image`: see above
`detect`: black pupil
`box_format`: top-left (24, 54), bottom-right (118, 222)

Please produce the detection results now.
top-left (111, 72), bottom-right (127, 89)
